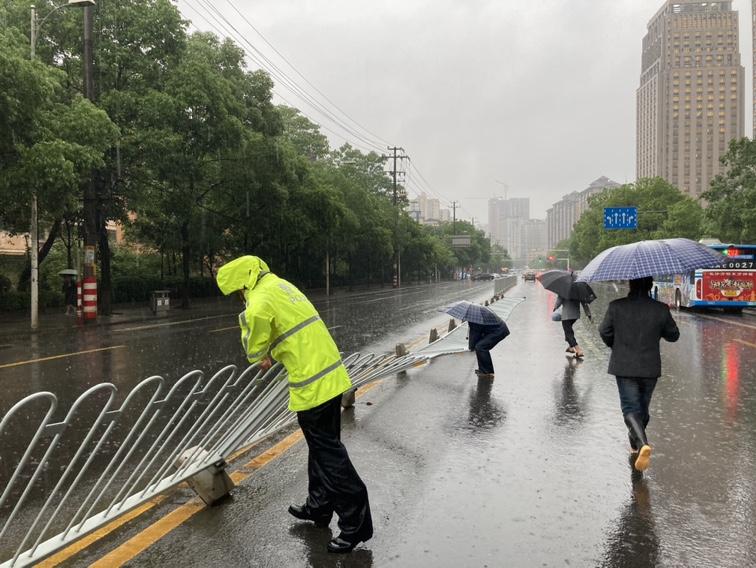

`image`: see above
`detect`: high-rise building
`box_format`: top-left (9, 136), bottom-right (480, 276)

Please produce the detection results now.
top-left (523, 219), bottom-right (547, 265)
top-left (487, 197), bottom-right (529, 254)
top-left (546, 177), bottom-right (621, 249)
top-left (637, 0), bottom-right (744, 198)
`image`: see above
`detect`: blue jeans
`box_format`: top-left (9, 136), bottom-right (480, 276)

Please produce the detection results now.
top-left (616, 377), bottom-right (657, 449)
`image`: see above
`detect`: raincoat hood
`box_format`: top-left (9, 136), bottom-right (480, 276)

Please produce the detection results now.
top-left (216, 256), bottom-right (270, 295)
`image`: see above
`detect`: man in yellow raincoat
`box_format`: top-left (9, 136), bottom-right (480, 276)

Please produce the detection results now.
top-left (216, 256), bottom-right (373, 553)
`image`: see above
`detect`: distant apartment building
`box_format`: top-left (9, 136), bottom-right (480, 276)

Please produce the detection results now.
top-left (486, 197), bottom-right (546, 265)
top-left (522, 219), bottom-right (547, 265)
top-left (487, 197), bottom-right (529, 251)
top-left (408, 193), bottom-right (451, 226)
top-left (637, 0), bottom-right (744, 198)
top-left (546, 177), bottom-right (621, 249)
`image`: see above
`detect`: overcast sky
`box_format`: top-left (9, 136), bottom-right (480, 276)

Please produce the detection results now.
top-left (176, 0), bottom-right (754, 223)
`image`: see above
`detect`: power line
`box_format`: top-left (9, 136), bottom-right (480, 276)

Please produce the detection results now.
top-left (179, 2), bottom-right (361, 151)
top-left (185, 0), bottom-right (387, 154)
top-left (181, 0), bottom-right (467, 225)
top-left (224, 0), bottom-right (393, 149)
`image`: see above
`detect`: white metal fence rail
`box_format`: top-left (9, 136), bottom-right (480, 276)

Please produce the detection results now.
top-left (0, 352), bottom-right (427, 568)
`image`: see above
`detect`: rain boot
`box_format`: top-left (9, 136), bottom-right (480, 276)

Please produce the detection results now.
top-left (625, 413), bottom-right (652, 471)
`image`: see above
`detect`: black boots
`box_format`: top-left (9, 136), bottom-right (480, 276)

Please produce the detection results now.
top-left (624, 413), bottom-right (652, 471)
top-left (288, 504), bottom-right (332, 528)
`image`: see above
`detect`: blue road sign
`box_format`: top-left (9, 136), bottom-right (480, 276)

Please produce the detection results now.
top-left (604, 207), bottom-right (638, 230)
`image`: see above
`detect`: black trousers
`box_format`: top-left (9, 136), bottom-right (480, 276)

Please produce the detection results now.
top-left (469, 322), bottom-right (510, 374)
top-left (297, 395), bottom-right (373, 539)
top-left (562, 319), bottom-right (578, 348)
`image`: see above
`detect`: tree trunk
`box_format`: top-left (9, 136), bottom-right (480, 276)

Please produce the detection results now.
top-left (180, 221), bottom-right (191, 309)
top-left (38, 219), bottom-right (61, 265)
top-left (18, 219), bottom-right (61, 290)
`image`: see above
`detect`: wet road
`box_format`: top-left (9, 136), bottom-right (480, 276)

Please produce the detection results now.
top-left (0, 280), bottom-right (494, 410)
top-left (104, 280), bottom-right (756, 568)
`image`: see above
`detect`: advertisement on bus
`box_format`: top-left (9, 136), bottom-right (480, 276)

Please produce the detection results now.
top-left (697, 270), bottom-right (756, 305)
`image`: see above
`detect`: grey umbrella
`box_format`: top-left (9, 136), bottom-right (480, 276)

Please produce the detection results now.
top-left (440, 301), bottom-right (503, 325)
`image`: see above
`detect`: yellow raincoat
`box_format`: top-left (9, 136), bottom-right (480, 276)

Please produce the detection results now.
top-left (216, 256), bottom-right (351, 412)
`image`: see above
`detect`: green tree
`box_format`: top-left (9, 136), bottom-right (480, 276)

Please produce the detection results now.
top-left (489, 244), bottom-right (512, 271)
top-left (570, 177), bottom-right (704, 266)
top-left (703, 138), bottom-right (756, 243)
top-left (0, 25), bottom-right (117, 285)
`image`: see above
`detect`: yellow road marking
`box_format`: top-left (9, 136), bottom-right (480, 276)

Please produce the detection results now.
top-left (89, 499), bottom-right (206, 568)
top-left (37, 496), bottom-right (168, 567)
top-left (209, 325), bottom-right (239, 334)
top-left (695, 313), bottom-right (756, 331)
top-left (734, 338), bottom-right (756, 348)
top-left (0, 345), bottom-right (126, 370)
top-left (90, 429), bottom-right (305, 567)
top-left (76, 380), bottom-right (385, 567)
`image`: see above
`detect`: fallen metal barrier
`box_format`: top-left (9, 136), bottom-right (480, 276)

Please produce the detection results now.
top-left (0, 352), bottom-right (427, 568)
top-left (418, 296), bottom-right (526, 357)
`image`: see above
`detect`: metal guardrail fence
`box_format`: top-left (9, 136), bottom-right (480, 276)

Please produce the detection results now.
top-left (0, 352), bottom-right (427, 568)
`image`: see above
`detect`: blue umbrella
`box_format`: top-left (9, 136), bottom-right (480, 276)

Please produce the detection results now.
top-left (441, 301), bottom-right (503, 325)
top-left (577, 238), bottom-right (723, 282)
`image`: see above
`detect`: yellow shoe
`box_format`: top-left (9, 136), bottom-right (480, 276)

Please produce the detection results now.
top-left (634, 445), bottom-right (652, 472)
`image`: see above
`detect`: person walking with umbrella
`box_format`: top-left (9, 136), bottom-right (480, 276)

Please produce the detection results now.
top-left (537, 270), bottom-right (595, 359)
top-left (443, 301), bottom-right (510, 378)
top-left (598, 277), bottom-right (679, 472)
top-left (578, 238), bottom-right (722, 473)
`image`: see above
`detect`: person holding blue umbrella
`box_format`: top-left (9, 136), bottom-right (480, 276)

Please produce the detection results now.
top-left (579, 238), bottom-right (721, 473)
top-left (443, 301), bottom-right (510, 378)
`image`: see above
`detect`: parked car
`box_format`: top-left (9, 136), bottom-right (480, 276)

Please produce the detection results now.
top-left (471, 273), bottom-right (495, 281)
top-left (522, 270), bottom-right (536, 281)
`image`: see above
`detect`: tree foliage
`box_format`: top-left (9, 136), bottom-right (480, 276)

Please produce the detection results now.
top-left (0, 0), bottom-right (490, 310)
top-left (703, 138), bottom-right (756, 244)
top-left (570, 178), bottom-right (705, 266)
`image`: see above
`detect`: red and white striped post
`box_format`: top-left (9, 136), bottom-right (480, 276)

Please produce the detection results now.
top-left (82, 277), bottom-right (97, 321)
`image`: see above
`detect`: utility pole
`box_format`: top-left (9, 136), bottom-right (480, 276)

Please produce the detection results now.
top-left (82, 3), bottom-right (98, 321)
top-left (387, 146), bottom-right (406, 288)
top-left (30, 6), bottom-right (38, 331)
top-left (451, 200), bottom-right (459, 234)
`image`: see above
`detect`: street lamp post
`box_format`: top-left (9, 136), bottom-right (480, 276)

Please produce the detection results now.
top-left (28, 0), bottom-right (95, 330)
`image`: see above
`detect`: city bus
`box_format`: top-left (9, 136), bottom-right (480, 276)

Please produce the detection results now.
top-left (653, 244), bottom-right (756, 313)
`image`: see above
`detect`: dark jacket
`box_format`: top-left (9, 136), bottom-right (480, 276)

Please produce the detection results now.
top-left (599, 294), bottom-right (680, 378)
top-left (468, 321), bottom-right (510, 351)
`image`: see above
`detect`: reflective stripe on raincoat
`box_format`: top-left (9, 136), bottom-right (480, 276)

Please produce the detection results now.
top-left (216, 256), bottom-right (351, 412)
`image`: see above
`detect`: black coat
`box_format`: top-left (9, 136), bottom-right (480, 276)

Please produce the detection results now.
top-left (468, 321), bottom-right (510, 351)
top-left (599, 294), bottom-right (680, 378)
